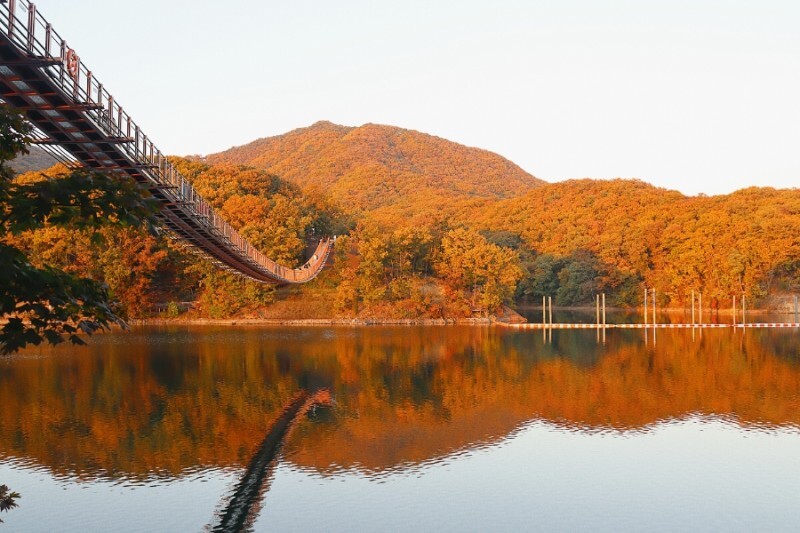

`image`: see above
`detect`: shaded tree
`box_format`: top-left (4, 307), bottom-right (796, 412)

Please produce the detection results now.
top-left (0, 107), bottom-right (158, 354)
top-left (0, 484), bottom-right (19, 523)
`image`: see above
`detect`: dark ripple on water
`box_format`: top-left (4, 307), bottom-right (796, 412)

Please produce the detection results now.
top-left (0, 452), bottom-right (227, 488)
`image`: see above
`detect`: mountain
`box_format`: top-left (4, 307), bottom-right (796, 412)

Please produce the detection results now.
top-left (10, 145), bottom-right (58, 174)
top-left (14, 121), bottom-right (800, 319)
top-left (205, 121), bottom-right (543, 215)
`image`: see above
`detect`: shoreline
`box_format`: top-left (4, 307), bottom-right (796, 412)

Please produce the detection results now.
top-left (132, 304), bottom-right (528, 327)
top-left (130, 317), bottom-right (496, 327)
top-left (6, 306), bottom-right (795, 330)
top-left (133, 306), bottom-right (797, 327)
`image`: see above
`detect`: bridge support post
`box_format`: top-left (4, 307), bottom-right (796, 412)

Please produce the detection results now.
top-left (7, 0), bottom-right (15, 38)
top-left (26, 3), bottom-right (35, 52)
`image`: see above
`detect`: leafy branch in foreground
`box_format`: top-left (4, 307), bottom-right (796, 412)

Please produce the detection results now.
top-left (0, 105), bottom-right (159, 354)
top-left (0, 484), bottom-right (20, 523)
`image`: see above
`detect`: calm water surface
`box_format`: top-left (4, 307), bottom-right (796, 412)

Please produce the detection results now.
top-left (1, 323), bottom-right (799, 531)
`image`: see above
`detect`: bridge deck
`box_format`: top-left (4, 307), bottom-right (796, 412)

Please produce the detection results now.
top-left (0, 0), bottom-right (331, 284)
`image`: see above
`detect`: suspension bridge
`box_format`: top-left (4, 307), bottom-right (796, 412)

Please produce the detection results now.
top-left (0, 0), bottom-right (332, 284)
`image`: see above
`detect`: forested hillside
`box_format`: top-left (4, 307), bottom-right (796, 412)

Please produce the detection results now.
top-left (9, 145), bottom-right (57, 174)
top-left (7, 122), bottom-right (800, 320)
top-left (206, 121), bottom-right (543, 218)
top-left (471, 180), bottom-right (800, 308)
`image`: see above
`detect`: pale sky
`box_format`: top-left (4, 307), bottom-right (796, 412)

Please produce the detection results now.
top-left (35, 0), bottom-right (800, 196)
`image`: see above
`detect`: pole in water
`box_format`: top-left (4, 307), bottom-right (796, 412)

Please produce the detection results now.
top-left (548, 296), bottom-right (553, 327)
top-left (795, 294), bottom-right (798, 323)
top-left (691, 290), bottom-right (695, 325)
top-left (732, 295), bottom-right (736, 326)
top-left (699, 292), bottom-right (703, 325)
top-left (542, 295), bottom-right (546, 326)
top-left (602, 293), bottom-right (606, 328)
top-left (602, 292), bottom-right (607, 344)
top-left (742, 294), bottom-right (746, 325)
top-left (596, 294), bottom-right (600, 328)
top-left (652, 288), bottom-right (656, 326)
top-left (644, 287), bottom-right (648, 326)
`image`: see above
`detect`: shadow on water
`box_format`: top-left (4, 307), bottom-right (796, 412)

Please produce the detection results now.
top-left (210, 389), bottom-right (333, 533)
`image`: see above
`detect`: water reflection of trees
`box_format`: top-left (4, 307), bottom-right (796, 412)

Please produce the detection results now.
top-left (0, 327), bottom-right (798, 479)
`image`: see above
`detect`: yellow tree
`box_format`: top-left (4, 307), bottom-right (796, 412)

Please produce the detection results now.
top-left (435, 228), bottom-right (523, 312)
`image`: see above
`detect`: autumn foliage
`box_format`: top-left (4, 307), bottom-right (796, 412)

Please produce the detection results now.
top-left (208, 121), bottom-right (543, 213)
top-left (473, 180), bottom-right (800, 307)
top-left (8, 121), bottom-right (800, 318)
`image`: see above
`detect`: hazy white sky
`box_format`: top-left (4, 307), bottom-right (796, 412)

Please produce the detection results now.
top-left (35, 0), bottom-right (800, 196)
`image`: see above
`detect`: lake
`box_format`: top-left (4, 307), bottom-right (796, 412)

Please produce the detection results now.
top-left (1, 324), bottom-right (799, 532)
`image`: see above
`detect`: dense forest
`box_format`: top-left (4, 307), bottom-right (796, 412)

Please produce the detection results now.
top-left (8, 121), bottom-right (800, 319)
top-left (207, 121), bottom-right (543, 209)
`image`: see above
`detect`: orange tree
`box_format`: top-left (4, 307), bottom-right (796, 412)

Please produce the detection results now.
top-left (0, 107), bottom-right (158, 354)
top-left (435, 227), bottom-right (524, 312)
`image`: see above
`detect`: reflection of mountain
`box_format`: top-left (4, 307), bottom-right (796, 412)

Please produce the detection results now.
top-left (0, 327), bottom-right (798, 480)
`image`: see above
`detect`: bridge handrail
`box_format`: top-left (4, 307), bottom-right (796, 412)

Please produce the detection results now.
top-left (0, 0), bottom-right (330, 283)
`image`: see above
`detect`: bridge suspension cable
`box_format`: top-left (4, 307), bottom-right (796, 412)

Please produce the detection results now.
top-left (0, 0), bottom-right (332, 284)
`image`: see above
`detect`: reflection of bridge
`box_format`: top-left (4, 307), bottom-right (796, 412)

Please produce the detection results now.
top-left (0, 1), bottom-right (332, 284)
top-left (212, 390), bottom-right (332, 533)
